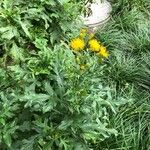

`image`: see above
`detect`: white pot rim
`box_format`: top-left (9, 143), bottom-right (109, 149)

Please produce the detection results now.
top-left (82, 0), bottom-right (112, 28)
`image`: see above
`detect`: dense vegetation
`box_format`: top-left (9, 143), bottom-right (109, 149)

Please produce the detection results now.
top-left (0, 0), bottom-right (149, 149)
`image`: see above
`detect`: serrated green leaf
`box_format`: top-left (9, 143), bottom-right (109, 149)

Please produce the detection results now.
top-left (19, 21), bottom-right (32, 39)
top-left (10, 42), bottom-right (24, 62)
top-left (3, 133), bottom-right (12, 147)
top-left (58, 119), bottom-right (73, 130)
top-left (0, 118), bottom-right (5, 125)
top-left (0, 26), bottom-right (18, 40)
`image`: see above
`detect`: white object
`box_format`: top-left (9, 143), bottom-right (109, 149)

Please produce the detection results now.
top-left (82, 0), bottom-right (112, 28)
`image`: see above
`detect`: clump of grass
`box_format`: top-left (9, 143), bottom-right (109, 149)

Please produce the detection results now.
top-left (105, 51), bottom-right (139, 88)
top-left (96, 90), bottom-right (150, 150)
top-left (136, 52), bottom-right (150, 90)
top-left (95, 0), bottom-right (150, 149)
top-left (96, 0), bottom-right (150, 88)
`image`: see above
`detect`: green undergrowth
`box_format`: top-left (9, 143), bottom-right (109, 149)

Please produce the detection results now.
top-left (0, 0), bottom-right (150, 150)
top-left (95, 0), bottom-right (150, 149)
top-left (0, 0), bottom-right (133, 149)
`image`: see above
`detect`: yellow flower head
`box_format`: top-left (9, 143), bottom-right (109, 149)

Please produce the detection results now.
top-left (70, 38), bottom-right (85, 51)
top-left (98, 46), bottom-right (109, 58)
top-left (88, 39), bottom-right (101, 52)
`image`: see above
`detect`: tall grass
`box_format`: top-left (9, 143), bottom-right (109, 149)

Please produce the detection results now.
top-left (95, 0), bottom-right (150, 149)
top-left (97, 91), bottom-right (150, 150)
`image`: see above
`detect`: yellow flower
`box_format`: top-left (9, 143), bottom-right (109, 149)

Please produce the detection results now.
top-left (70, 38), bottom-right (85, 51)
top-left (98, 46), bottom-right (109, 58)
top-left (79, 28), bottom-right (87, 38)
top-left (88, 39), bottom-right (101, 52)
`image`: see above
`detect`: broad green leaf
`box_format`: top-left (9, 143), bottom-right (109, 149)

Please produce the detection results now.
top-left (3, 133), bottom-right (12, 147)
top-left (21, 137), bottom-right (36, 150)
top-left (58, 119), bottom-right (73, 130)
top-left (42, 100), bottom-right (57, 113)
top-left (0, 118), bottom-right (5, 125)
top-left (0, 26), bottom-right (18, 40)
top-left (34, 37), bottom-right (48, 49)
top-left (10, 42), bottom-right (24, 62)
top-left (19, 21), bottom-right (32, 39)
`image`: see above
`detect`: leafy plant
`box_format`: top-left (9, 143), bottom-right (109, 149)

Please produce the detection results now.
top-left (0, 0), bottom-right (128, 149)
top-left (1, 0), bottom-right (150, 149)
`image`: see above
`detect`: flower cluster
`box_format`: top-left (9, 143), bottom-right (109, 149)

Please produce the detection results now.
top-left (70, 28), bottom-right (109, 58)
top-left (70, 38), bottom-right (85, 51)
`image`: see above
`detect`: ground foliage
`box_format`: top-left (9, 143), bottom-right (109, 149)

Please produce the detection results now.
top-left (0, 0), bottom-right (150, 150)
top-left (96, 0), bottom-right (150, 149)
top-left (0, 0), bottom-right (131, 150)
